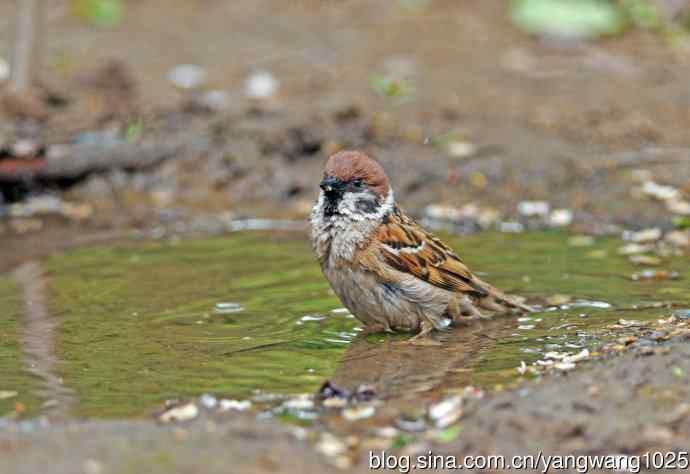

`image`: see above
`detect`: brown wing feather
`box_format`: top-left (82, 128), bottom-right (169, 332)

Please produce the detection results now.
top-left (373, 207), bottom-right (490, 297)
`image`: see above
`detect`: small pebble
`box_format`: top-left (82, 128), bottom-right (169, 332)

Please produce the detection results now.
top-left (428, 397), bottom-right (462, 428)
top-left (158, 402), bottom-right (199, 423)
top-left (199, 394), bottom-right (218, 410)
top-left (665, 230), bottom-right (689, 248)
top-left (618, 243), bottom-right (652, 255)
top-left (424, 204), bottom-right (466, 222)
top-left (316, 433), bottom-right (347, 457)
top-left (322, 397), bottom-right (347, 409)
top-left (219, 399), bottom-right (252, 411)
top-left (517, 361), bottom-right (528, 375)
top-left (11, 139), bottom-right (40, 158)
top-left (168, 64), bottom-right (207, 89)
top-left (342, 405), bottom-right (375, 421)
top-left (445, 141), bottom-right (477, 158)
top-left (631, 269), bottom-right (679, 281)
top-left (245, 71), bottom-right (279, 99)
top-left (626, 228), bottom-right (662, 243)
top-left (563, 349), bottom-right (590, 363)
top-left (642, 181), bottom-right (679, 200)
top-left (548, 208), bottom-right (573, 227)
top-left (554, 362), bottom-right (576, 371)
top-left (283, 396), bottom-right (314, 410)
top-left (478, 208), bottom-right (500, 228)
top-left (428, 396), bottom-right (461, 420)
top-left (571, 299), bottom-right (611, 309)
top-left (518, 200), bottom-right (550, 217)
top-left (214, 302), bottom-right (244, 314)
top-left (0, 56), bottom-right (9, 81)
top-left (374, 426), bottom-right (399, 438)
top-left (198, 90), bottom-right (229, 111)
top-left (628, 255), bottom-right (661, 266)
top-left (666, 199), bottom-right (690, 215)
top-left (301, 314), bottom-right (325, 322)
top-left (618, 319), bottom-right (643, 327)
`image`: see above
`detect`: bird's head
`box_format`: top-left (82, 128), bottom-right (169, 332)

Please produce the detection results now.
top-left (319, 150), bottom-right (392, 218)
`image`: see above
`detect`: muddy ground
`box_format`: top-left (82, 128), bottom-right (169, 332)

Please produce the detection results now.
top-left (1, 1), bottom-right (690, 473)
top-left (1, 1), bottom-right (690, 232)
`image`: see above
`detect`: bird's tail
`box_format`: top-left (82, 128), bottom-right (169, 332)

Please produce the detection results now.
top-left (475, 278), bottom-right (534, 314)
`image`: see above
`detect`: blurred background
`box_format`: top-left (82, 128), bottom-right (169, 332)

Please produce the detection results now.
top-left (1, 0), bottom-right (690, 235)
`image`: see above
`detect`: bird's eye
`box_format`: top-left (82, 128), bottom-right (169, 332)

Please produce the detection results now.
top-left (353, 179), bottom-right (364, 188)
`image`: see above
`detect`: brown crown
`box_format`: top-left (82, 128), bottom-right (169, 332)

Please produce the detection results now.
top-left (324, 150), bottom-right (390, 197)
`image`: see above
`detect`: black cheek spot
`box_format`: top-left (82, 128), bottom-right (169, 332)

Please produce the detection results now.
top-left (355, 198), bottom-right (379, 214)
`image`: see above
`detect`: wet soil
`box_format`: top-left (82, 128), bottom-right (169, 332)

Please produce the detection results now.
top-left (1, 1), bottom-right (690, 231)
top-left (0, 413), bottom-right (341, 474)
top-left (446, 335), bottom-right (690, 463)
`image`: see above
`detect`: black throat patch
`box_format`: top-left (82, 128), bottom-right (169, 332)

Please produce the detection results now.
top-left (323, 193), bottom-right (342, 217)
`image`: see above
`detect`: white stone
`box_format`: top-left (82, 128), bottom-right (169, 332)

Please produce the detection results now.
top-left (245, 71), bottom-right (279, 99)
top-left (548, 208), bottom-right (573, 227)
top-left (666, 199), bottom-right (690, 215)
top-left (518, 201), bottom-right (550, 217)
top-left (627, 228), bottom-right (662, 243)
top-left (218, 399), bottom-right (252, 411)
top-left (168, 64), bottom-right (207, 89)
top-left (0, 57), bottom-right (9, 81)
top-left (641, 181), bottom-right (679, 201)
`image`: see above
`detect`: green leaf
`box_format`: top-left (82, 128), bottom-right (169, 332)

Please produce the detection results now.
top-left (390, 434), bottom-right (416, 449)
top-left (435, 425), bottom-right (462, 443)
top-left (369, 74), bottom-right (415, 103)
top-left (125, 119), bottom-right (144, 143)
top-left (74, 0), bottom-right (123, 27)
top-left (619, 0), bottom-right (660, 30)
top-left (672, 216), bottom-right (690, 229)
top-left (511, 0), bottom-right (626, 39)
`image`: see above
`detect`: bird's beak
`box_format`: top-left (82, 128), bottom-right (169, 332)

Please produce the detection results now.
top-left (320, 176), bottom-right (342, 193)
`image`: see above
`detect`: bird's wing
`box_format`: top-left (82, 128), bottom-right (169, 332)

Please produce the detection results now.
top-left (366, 207), bottom-right (490, 297)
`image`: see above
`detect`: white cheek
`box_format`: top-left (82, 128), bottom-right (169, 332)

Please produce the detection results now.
top-left (337, 192), bottom-right (368, 221)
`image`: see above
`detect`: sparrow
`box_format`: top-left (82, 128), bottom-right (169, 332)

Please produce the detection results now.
top-left (310, 150), bottom-right (532, 342)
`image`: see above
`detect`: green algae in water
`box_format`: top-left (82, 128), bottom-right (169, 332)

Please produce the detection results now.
top-left (0, 277), bottom-right (42, 416)
top-left (456, 232), bottom-right (690, 387)
top-left (40, 231), bottom-right (690, 417)
top-left (47, 233), bottom-right (349, 417)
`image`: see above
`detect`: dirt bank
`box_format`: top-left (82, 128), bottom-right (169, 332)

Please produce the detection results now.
top-left (1, 1), bottom-right (689, 235)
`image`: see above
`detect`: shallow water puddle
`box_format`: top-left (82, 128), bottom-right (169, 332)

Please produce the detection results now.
top-left (0, 277), bottom-right (42, 416)
top-left (2, 231), bottom-right (688, 418)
